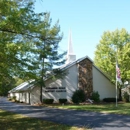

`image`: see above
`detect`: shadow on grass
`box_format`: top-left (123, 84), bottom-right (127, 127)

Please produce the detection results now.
top-left (0, 110), bottom-right (87, 130)
top-left (1, 98), bottom-right (130, 129)
top-left (57, 103), bottom-right (130, 115)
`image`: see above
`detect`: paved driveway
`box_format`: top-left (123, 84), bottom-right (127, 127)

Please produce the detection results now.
top-left (0, 97), bottom-right (130, 130)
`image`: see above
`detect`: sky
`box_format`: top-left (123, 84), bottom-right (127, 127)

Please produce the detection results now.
top-left (34, 0), bottom-right (130, 60)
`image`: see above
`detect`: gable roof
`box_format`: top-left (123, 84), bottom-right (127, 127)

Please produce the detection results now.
top-left (9, 80), bottom-right (35, 93)
top-left (60, 55), bottom-right (112, 81)
top-left (9, 55), bottom-right (112, 93)
top-left (60, 55), bottom-right (92, 70)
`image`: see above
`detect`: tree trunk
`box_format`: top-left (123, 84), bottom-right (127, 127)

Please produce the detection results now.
top-left (40, 57), bottom-right (44, 103)
top-left (40, 85), bottom-right (42, 103)
top-left (29, 92), bottom-right (30, 104)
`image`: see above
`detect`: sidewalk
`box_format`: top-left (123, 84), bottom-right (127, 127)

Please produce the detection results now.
top-left (0, 97), bottom-right (130, 130)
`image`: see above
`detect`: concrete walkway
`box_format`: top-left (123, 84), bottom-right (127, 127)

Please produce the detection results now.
top-left (0, 97), bottom-right (130, 130)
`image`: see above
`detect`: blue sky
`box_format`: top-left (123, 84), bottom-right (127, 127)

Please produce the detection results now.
top-left (34, 0), bottom-right (130, 60)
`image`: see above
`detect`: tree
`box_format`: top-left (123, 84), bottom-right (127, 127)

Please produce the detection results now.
top-left (94, 28), bottom-right (130, 100)
top-left (0, 76), bottom-right (16, 96)
top-left (0, 0), bottom-right (38, 85)
top-left (0, 0), bottom-right (66, 98)
top-left (32, 13), bottom-right (66, 102)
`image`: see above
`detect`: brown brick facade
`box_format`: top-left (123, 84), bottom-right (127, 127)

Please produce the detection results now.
top-left (78, 58), bottom-right (93, 98)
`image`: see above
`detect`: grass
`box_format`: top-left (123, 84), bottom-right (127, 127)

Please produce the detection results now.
top-left (45, 102), bottom-right (130, 115)
top-left (0, 109), bottom-right (90, 130)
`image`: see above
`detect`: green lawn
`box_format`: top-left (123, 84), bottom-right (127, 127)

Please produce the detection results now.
top-left (46, 102), bottom-right (130, 115)
top-left (0, 109), bottom-right (90, 130)
top-left (2, 102), bottom-right (130, 130)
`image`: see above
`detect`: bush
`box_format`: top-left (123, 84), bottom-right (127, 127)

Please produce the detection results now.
top-left (15, 100), bottom-right (20, 103)
top-left (91, 91), bottom-right (100, 102)
top-left (12, 96), bottom-right (16, 101)
top-left (59, 99), bottom-right (67, 104)
top-left (72, 89), bottom-right (86, 104)
top-left (8, 98), bottom-right (12, 101)
top-left (103, 98), bottom-right (119, 102)
top-left (43, 99), bottom-right (54, 104)
top-left (123, 92), bottom-right (129, 102)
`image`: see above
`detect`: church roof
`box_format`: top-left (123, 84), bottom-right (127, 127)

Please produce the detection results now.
top-left (9, 55), bottom-right (112, 94)
top-left (60, 55), bottom-right (112, 81)
top-left (60, 55), bottom-right (92, 70)
top-left (9, 80), bottom-right (35, 93)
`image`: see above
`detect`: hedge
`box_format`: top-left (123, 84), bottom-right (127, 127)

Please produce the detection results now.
top-left (59, 99), bottom-right (67, 104)
top-left (43, 99), bottom-right (54, 104)
top-left (103, 98), bottom-right (119, 102)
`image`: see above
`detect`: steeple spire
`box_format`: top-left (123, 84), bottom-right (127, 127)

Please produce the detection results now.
top-left (67, 30), bottom-right (74, 55)
top-left (66, 30), bottom-right (76, 64)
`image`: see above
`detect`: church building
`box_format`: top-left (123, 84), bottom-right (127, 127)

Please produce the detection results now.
top-left (43, 31), bottom-right (116, 102)
top-left (9, 31), bottom-right (116, 104)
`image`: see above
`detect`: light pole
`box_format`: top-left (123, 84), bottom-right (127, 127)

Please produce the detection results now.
top-left (115, 45), bottom-right (118, 107)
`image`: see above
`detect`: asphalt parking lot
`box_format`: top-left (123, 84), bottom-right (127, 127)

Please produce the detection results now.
top-left (0, 97), bottom-right (130, 130)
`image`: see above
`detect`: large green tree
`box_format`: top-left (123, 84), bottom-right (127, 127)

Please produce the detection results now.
top-left (0, 0), bottom-right (38, 84)
top-left (94, 28), bottom-right (130, 99)
top-left (31, 13), bottom-right (66, 102)
top-left (0, 0), bottom-right (66, 97)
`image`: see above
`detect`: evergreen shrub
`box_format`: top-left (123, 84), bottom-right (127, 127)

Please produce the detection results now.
top-left (72, 89), bottom-right (86, 104)
top-left (123, 92), bottom-right (129, 102)
top-left (103, 98), bottom-right (119, 102)
top-left (43, 99), bottom-right (54, 104)
top-left (91, 91), bottom-right (100, 102)
top-left (59, 99), bottom-right (67, 104)
top-left (12, 96), bottom-right (16, 101)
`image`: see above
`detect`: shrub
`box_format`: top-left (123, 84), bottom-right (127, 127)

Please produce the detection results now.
top-left (91, 91), bottom-right (100, 102)
top-left (15, 100), bottom-right (20, 103)
top-left (103, 98), bottom-right (119, 102)
top-left (123, 92), bottom-right (129, 102)
top-left (59, 99), bottom-right (67, 104)
top-left (8, 98), bottom-right (12, 101)
top-left (43, 99), bottom-right (54, 104)
top-left (12, 96), bottom-right (16, 101)
top-left (72, 89), bottom-right (86, 104)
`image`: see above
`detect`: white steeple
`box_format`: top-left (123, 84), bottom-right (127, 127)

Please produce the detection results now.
top-left (66, 30), bottom-right (76, 64)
